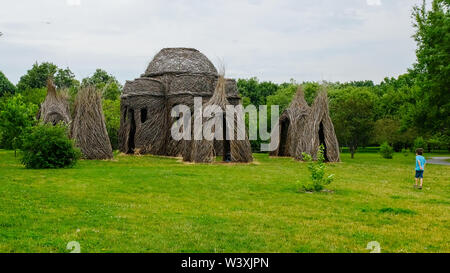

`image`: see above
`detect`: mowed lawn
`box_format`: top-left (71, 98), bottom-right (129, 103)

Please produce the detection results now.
top-left (0, 150), bottom-right (449, 253)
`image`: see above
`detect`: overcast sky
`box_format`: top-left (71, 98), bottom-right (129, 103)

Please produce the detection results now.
top-left (0, 0), bottom-right (421, 85)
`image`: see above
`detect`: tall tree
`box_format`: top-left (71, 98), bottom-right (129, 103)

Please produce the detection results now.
top-left (0, 95), bottom-right (37, 150)
top-left (82, 69), bottom-right (122, 100)
top-left (237, 77), bottom-right (279, 105)
top-left (17, 62), bottom-right (58, 91)
top-left (102, 99), bottom-right (120, 150)
top-left (329, 87), bottom-right (376, 158)
top-left (54, 67), bottom-right (79, 89)
top-left (267, 84), bottom-right (298, 114)
top-left (17, 63), bottom-right (78, 91)
top-left (412, 0), bottom-right (450, 134)
top-left (0, 71), bottom-right (17, 96)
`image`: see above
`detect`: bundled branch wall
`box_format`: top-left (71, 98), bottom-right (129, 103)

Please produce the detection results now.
top-left (183, 75), bottom-right (253, 163)
top-left (71, 86), bottom-right (113, 160)
top-left (38, 79), bottom-right (71, 125)
top-left (271, 87), bottom-right (340, 162)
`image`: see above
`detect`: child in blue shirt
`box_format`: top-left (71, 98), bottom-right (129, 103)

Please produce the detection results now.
top-left (415, 148), bottom-right (427, 190)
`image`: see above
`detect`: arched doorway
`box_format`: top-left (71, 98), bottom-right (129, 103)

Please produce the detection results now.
top-left (222, 113), bottom-right (231, 162)
top-left (127, 109), bottom-right (136, 154)
top-left (279, 118), bottom-right (290, 156)
top-left (318, 122), bottom-right (329, 162)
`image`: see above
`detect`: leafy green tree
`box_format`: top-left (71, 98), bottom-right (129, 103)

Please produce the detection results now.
top-left (17, 63), bottom-right (79, 104)
top-left (0, 71), bottom-right (17, 96)
top-left (426, 134), bottom-right (447, 152)
top-left (329, 87), bottom-right (376, 158)
top-left (82, 69), bottom-right (115, 86)
top-left (373, 118), bottom-right (402, 145)
top-left (102, 99), bottom-right (120, 150)
top-left (402, 148), bottom-right (410, 157)
top-left (429, 133), bottom-right (450, 152)
top-left (266, 84), bottom-right (298, 114)
top-left (17, 62), bottom-right (58, 91)
top-left (82, 69), bottom-right (122, 100)
top-left (299, 145), bottom-right (334, 192)
top-left (237, 78), bottom-right (281, 152)
top-left (20, 88), bottom-right (47, 107)
top-left (379, 142), bottom-right (394, 159)
top-left (54, 67), bottom-right (79, 89)
top-left (0, 95), bottom-right (37, 150)
top-left (237, 77), bottom-right (279, 105)
top-left (241, 96), bottom-right (251, 107)
top-left (345, 80), bottom-right (375, 88)
top-left (412, 0), bottom-right (450, 134)
top-left (414, 136), bottom-right (428, 151)
top-left (102, 81), bottom-right (122, 100)
top-left (373, 118), bottom-right (418, 151)
top-left (302, 82), bottom-right (321, 105)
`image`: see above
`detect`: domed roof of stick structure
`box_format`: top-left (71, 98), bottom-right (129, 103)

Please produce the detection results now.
top-left (143, 48), bottom-right (218, 77)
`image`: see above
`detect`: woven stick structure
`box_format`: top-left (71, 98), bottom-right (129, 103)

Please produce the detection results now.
top-left (70, 86), bottom-right (113, 160)
top-left (37, 79), bottom-right (71, 125)
top-left (119, 48), bottom-right (250, 163)
top-left (183, 74), bottom-right (253, 163)
top-left (271, 86), bottom-right (340, 162)
top-left (270, 87), bottom-right (311, 157)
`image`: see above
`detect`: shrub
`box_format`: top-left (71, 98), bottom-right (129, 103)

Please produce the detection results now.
top-left (20, 87), bottom-right (47, 106)
top-left (0, 95), bottom-right (37, 149)
top-left (0, 71), bottom-right (17, 96)
top-left (402, 148), bottom-right (409, 157)
top-left (21, 123), bottom-right (80, 169)
top-left (379, 142), bottom-right (394, 159)
top-left (413, 137), bottom-right (427, 152)
top-left (299, 145), bottom-right (334, 192)
top-left (426, 133), bottom-right (450, 152)
top-left (102, 99), bottom-right (120, 150)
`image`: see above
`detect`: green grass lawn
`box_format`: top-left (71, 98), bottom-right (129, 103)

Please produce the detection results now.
top-left (0, 150), bottom-right (449, 253)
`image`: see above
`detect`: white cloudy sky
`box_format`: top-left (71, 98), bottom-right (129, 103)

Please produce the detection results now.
top-left (0, 0), bottom-right (422, 84)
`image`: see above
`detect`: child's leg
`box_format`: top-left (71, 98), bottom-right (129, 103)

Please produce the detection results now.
top-left (420, 178), bottom-right (423, 187)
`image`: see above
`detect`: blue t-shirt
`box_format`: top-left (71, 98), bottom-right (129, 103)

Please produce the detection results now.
top-left (416, 155), bottom-right (426, 171)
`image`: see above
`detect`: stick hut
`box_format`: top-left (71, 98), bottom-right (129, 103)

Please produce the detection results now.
top-left (271, 86), bottom-right (340, 162)
top-left (70, 86), bottom-right (113, 160)
top-left (37, 79), bottom-right (71, 125)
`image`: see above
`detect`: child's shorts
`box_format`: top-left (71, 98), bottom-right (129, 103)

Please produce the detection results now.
top-left (415, 170), bottom-right (424, 179)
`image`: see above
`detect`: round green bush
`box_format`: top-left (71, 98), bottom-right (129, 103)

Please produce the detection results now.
top-left (21, 123), bottom-right (80, 169)
top-left (379, 142), bottom-right (394, 159)
top-left (413, 137), bottom-right (427, 152)
top-left (402, 148), bottom-right (409, 157)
